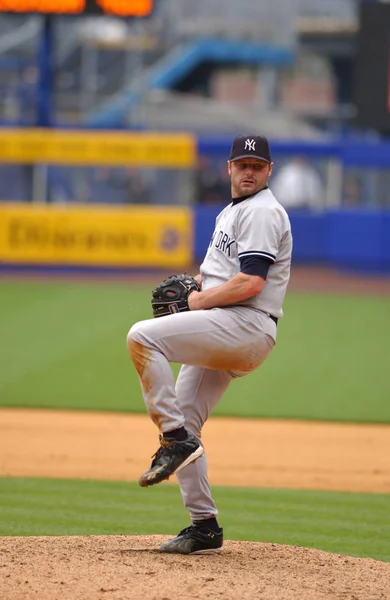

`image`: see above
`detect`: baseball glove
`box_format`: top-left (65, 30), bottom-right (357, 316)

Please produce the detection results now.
top-left (151, 273), bottom-right (201, 318)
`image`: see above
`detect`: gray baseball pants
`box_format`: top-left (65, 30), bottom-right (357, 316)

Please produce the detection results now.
top-left (127, 306), bottom-right (276, 521)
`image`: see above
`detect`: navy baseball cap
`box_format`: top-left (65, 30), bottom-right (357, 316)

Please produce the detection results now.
top-left (229, 134), bottom-right (272, 163)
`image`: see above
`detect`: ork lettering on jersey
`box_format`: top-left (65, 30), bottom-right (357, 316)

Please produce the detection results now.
top-left (209, 229), bottom-right (236, 257)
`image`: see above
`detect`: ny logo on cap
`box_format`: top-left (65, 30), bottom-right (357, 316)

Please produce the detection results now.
top-left (244, 139), bottom-right (256, 152)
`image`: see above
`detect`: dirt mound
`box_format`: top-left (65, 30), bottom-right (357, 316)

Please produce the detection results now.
top-left (1, 535), bottom-right (389, 600)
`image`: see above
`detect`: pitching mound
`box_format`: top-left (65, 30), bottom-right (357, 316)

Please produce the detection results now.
top-left (1, 535), bottom-right (389, 600)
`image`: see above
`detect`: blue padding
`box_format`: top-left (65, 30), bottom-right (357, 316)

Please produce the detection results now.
top-left (194, 204), bottom-right (224, 263)
top-left (197, 137), bottom-right (341, 159)
top-left (382, 212), bottom-right (390, 267)
top-left (272, 141), bottom-right (340, 157)
top-left (326, 209), bottom-right (381, 261)
top-left (289, 211), bottom-right (326, 263)
top-left (197, 136), bottom-right (233, 158)
top-left (325, 209), bottom-right (390, 274)
top-left (341, 142), bottom-right (390, 167)
top-left (194, 206), bottom-right (390, 274)
top-left (197, 136), bottom-right (390, 166)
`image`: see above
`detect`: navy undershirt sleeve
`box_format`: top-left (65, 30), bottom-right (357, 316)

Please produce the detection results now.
top-left (239, 255), bottom-right (273, 279)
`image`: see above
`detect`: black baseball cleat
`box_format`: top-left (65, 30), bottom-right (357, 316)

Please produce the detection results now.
top-left (159, 525), bottom-right (223, 555)
top-left (138, 431), bottom-right (203, 487)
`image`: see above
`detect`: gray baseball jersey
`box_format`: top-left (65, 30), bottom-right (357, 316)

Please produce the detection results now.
top-left (127, 185), bottom-right (292, 522)
top-left (200, 187), bottom-right (292, 318)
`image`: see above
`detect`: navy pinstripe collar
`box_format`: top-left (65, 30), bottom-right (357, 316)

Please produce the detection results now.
top-left (232, 186), bottom-right (268, 205)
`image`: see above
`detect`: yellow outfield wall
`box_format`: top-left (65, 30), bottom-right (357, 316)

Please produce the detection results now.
top-left (0, 203), bottom-right (193, 268)
top-left (0, 129), bottom-right (196, 168)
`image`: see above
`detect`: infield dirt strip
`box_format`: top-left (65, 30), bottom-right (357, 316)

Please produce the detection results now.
top-left (1, 409), bottom-right (390, 600)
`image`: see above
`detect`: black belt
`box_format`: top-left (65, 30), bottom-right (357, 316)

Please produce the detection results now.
top-left (269, 314), bottom-right (278, 326)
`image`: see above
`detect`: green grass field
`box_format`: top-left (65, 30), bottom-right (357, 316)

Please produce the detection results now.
top-left (1, 278), bottom-right (389, 563)
top-left (0, 477), bottom-right (389, 562)
top-left (1, 279), bottom-right (389, 422)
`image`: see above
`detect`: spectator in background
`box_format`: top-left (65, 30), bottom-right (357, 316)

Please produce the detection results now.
top-left (93, 167), bottom-right (150, 204)
top-left (125, 169), bottom-right (151, 204)
top-left (271, 155), bottom-right (324, 211)
top-left (343, 173), bottom-right (362, 207)
top-left (195, 157), bottom-right (230, 205)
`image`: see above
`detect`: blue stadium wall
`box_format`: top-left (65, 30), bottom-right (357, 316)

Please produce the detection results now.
top-left (194, 207), bottom-right (390, 275)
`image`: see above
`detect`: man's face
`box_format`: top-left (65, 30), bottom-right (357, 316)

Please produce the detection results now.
top-left (228, 158), bottom-right (273, 197)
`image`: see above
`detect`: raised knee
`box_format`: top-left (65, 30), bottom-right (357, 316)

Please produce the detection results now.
top-left (126, 322), bottom-right (144, 352)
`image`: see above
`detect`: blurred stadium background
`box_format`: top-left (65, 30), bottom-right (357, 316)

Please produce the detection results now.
top-left (0, 0), bottom-right (389, 274)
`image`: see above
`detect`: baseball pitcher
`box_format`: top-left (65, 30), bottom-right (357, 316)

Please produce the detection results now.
top-left (127, 134), bottom-right (292, 554)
